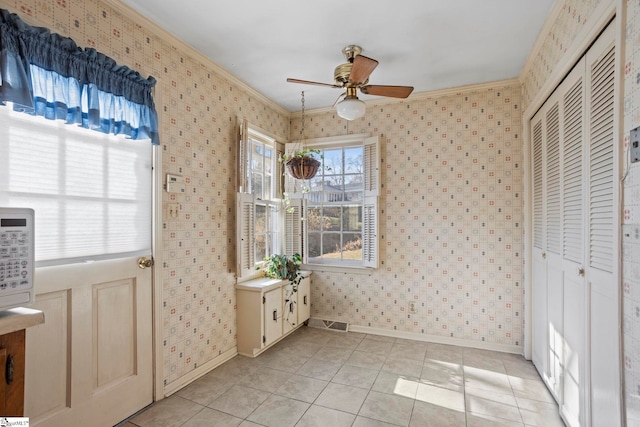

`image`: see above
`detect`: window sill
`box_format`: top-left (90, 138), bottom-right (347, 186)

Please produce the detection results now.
top-left (302, 264), bottom-right (374, 275)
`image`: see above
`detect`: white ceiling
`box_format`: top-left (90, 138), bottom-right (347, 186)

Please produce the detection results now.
top-left (119, 0), bottom-right (555, 112)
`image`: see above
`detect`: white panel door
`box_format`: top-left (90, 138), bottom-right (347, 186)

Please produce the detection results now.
top-left (26, 256), bottom-right (153, 427)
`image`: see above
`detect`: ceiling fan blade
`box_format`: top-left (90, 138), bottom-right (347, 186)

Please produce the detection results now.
top-left (287, 78), bottom-right (341, 88)
top-left (360, 85), bottom-right (414, 98)
top-left (349, 55), bottom-right (379, 84)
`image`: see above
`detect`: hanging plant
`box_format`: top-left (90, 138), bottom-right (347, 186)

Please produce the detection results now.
top-left (283, 91), bottom-right (321, 180)
top-left (279, 149), bottom-right (321, 180)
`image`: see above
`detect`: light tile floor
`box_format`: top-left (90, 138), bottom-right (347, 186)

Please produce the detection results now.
top-left (120, 327), bottom-right (565, 427)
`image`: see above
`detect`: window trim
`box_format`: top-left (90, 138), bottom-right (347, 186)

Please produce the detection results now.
top-left (286, 133), bottom-right (379, 271)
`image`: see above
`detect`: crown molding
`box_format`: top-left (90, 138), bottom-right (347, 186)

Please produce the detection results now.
top-left (103, 0), bottom-right (290, 117)
top-left (290, 77), bottom-right (522, 118)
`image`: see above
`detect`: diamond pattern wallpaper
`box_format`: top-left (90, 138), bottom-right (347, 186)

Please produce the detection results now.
top-left (290, 85), bottom-right (524, 349)
top-left (1, 4), bottom-right (637, 424)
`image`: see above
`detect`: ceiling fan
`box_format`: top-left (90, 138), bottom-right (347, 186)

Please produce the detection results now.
top-left (287, 45), bottom-right (414, 120)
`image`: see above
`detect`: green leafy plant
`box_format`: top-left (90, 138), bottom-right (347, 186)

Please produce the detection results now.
top-left (261, 253), bottom-right (303, 289)
top-left (278, 148), bottom-right (321, 163)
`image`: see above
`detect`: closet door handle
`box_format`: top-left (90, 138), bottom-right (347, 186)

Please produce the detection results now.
top-left (542, 252), bottom-right (547, 259)
top-left (273, 310), bottom-right (278, 321)
top-left (304, 295), bottom-right (308, 305)
top-left (578, 267), bottom-right (585, 277)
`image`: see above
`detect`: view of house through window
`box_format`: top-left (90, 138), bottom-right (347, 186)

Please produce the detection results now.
top-left (306, 146), bottom-right (364, 265)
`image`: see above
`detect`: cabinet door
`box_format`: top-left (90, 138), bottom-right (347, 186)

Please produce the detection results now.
top-left (263, 287), bottom-right (282, 347)
top-left (282, 283), bottom-right (297, 335)
top-left (297, 276), bottom-right (310, 324)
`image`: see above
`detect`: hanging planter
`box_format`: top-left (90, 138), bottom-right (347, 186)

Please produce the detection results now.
top-left (285, 155), bottom-right (320, 180)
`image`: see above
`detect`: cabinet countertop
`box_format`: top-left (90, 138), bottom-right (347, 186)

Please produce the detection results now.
top-left (235, 271), bottom-right (311, 292)
top-left (0, 307), bottom-right (45, 336)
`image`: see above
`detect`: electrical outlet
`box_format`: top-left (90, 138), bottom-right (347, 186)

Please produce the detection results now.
top-left (409, 302), bottom-right (417, 314)
top-left (631, 128), bottom-right (640, 163)
top-left (167, 203), bottom-right (180, 219)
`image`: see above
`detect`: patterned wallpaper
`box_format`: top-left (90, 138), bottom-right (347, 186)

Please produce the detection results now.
top-left (0, 0), bottom-right (289, 387)
top-left (623, 0), bottom-right (640, 424)
top-left (521, 0), bottom-right (602, 108)
top-left (291, 85), bottom-right (524, 348)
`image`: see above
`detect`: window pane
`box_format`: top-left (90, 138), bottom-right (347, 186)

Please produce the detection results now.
top-left (343, 206), bottom-right (362, 231)
top-left (255, 204), bottom-right (266, 233)
top-left (308, 232), bottom-right (321, 258)
top-left (307, 207), bottom-right (323, 232)
top-left (251, 140), bottom-right (264, 171)
top-left (344, 147), bottom-right (363, 174)
top-left (321, 233), bottom-right (341, 258)
top-left (324, 207), bottom-right (341, 231)
top-left (264, 147), bottom-right (272, 174)
top-left (255, 233), bottom-right (266, 261)
top-left (342, 233), bottom-right (362, 260)
top-left (264, 175), bottom-right (272, 200)
top-left (323, 148), bottom-right (343, 175)
top-left (251, 173), bottom-right (263, 198)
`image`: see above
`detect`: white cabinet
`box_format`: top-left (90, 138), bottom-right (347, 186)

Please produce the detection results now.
top-left (236, 272), bottom-right (311, 357)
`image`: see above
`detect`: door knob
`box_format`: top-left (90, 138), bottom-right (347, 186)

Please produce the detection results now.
top-left (138, 257), bottom-right (154, 269)
top-left (578, 267), bottom-right (585, 277)
top-left (542, 252), bottom-right (547, 259)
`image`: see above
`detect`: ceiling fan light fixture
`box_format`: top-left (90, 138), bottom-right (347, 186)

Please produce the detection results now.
top-left (336, 96), bottom-right (366, 120)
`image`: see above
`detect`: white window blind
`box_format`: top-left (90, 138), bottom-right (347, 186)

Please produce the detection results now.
top-left (0, 106), bottom-right (152, 266)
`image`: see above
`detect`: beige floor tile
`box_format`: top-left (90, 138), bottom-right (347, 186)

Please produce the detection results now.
top-left (356, 338), bottom-right (394, 355)
top-left (315, 382), bottom-right (369, 414)
top-left (359, 390), bottom-right (415, 426)
top-left (382, 356), bottom-right (424, 377)
top-left (296, 404), bottom-right (356, 427)
top-left (246, 394), bottom-right (310, 427)
top-left (516, 396), bottom-right (565, 427)
top-left (415, 383), bottom-right (465, 412)
top-left (371, 371), bottom-right (419, 399)
top-left (123, 328), bottom-right (564, 427)
top-left (465, 394), bottom-right (522, 423)
top-left (296, 358), bottom-right (343, 381)
top-left (237, 366), bottom-right (292, 393)
top-left (207, 384), bottom-right (270, 419)
top-left (129, 395), bottom-right (204, 427)
top-left (180, 407), bottom-right (243, 427)
top-left (410, 400), bottom-right (465, 427)
top-left (346, 350), bottom-right (387, 370)
top-left (466, 412), bottom-right (525, 426)
top-left (420, 358), bottom-right (464, 391)
top-left (332, 363), bottom-right (379, 389)
top-left (275, 374), bottom-right (328, 403)
top-left (176, 372), bottom-right (236, 406)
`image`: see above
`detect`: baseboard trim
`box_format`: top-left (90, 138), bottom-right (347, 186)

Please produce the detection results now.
top-left (162, 346), bottom-right (238, 397)
top-left (348, 325), bottom-right (522, 355)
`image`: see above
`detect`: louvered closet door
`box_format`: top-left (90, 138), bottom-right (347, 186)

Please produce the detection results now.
top-left (529, 20), bottom-right (620, 427)
top-left (531, 113), bottom-right (548, 379)
top-left (585, 23), bottom-right (620, 427)
top-left (559, 60), bottom-right (587, 427)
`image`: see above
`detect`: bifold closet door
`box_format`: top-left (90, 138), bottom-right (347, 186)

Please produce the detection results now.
top-left (530, 20), bottom-right (619, 427)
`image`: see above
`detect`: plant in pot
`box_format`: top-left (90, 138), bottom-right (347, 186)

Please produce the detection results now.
top-left (279, 149), bottom-right (321, 181)
top-left (261, 253), bottom-right (303, 326)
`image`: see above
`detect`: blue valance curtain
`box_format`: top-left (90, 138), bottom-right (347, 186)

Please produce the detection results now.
top-left (0, 9), bottom-right (159, 144)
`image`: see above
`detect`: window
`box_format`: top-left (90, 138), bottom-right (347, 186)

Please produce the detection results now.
top-left (285, 134), bottom-right (379, 269)
top-left (0, 104), bottom-right (153, 266)
top-left (236, 123), bottom-right (283, 280)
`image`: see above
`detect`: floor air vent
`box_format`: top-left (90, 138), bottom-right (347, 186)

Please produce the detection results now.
top-left (307, 318), bottom-right (349, 332)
